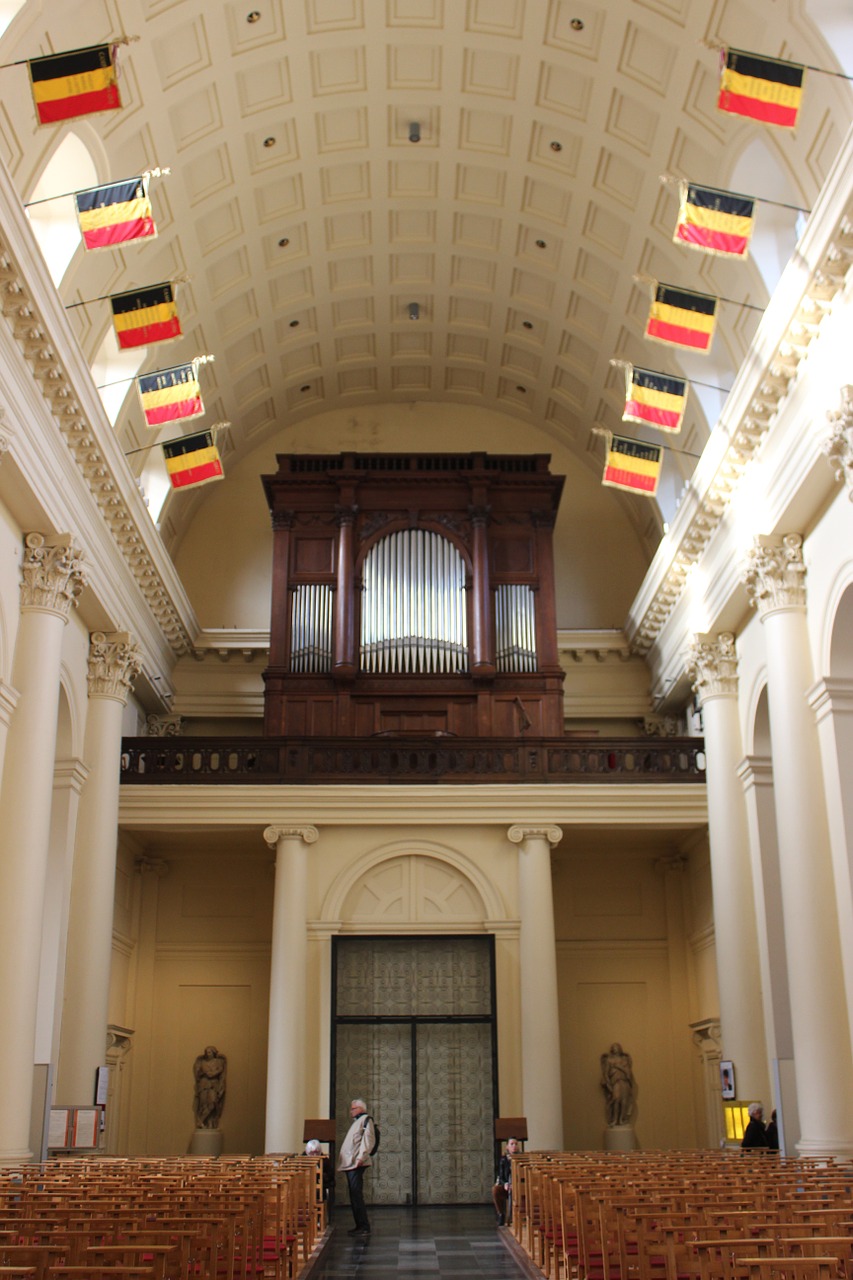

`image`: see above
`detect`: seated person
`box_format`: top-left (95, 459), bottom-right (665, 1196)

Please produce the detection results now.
top-left (305, 1138), bottom-right (335, 1203)
top-left (492, 1136), bottom-right (519, 1225)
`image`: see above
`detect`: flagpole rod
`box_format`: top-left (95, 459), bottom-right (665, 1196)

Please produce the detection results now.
top-left (690, 378), bottom-right (733, 394)
top-left (717, 295), bottom-right (765, 312)
top-left (753, 195), bottom-right (811, 214)
top-left (1, 36), bottom-right (138, 74)
top-left (702, 40), bottom-right (853, 83)
top-left (659, 174), bottom-right (811, 215)
top-left (24, 168), bottom-right (171, 208)
top-left (64, 293), bottom-right (114, 310)
top-left (95, 376), bottom-right (136, 390)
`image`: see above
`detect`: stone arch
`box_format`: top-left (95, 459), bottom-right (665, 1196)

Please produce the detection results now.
top-left (57, 663), bottom-right (83, 760)
top-left (27, 130), bottom-right (101, 284)
top-left (824, 569), bottom-right (853, 679)
top-left (744, 667), bottom-right (771, 757)
top-left (319, 838), bottom-right (507, 930)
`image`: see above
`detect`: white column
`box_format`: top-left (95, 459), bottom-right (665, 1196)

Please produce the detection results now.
top-left (744, 534), bottom-right (853, 1156)
top-left (0, 533), bottom-right (86, 1160)
top-left (508, 824), bottom-right (563, 1149)
top-left (57, 631), bottom-right (142, 1104)
top-left (688, 634), bottom-right (770, 1104)
top-left (263, 824), bottom-right (318, 1152)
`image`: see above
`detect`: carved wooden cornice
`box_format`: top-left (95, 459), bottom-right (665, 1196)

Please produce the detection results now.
top-left (628, 211), bottom-right (853, 658)
top-left (0, 238), bottom-right (193, 655)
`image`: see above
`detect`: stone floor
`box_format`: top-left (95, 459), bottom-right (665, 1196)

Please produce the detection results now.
top-left (307, 1205), bottom-right (537, 1280)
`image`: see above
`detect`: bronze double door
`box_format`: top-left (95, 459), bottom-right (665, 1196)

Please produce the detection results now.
top-left (333, 936), bottom-right (496, 1205)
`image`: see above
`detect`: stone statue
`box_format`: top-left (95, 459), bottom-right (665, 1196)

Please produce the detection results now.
top-left (193, 1045), bottom-right (227, 1129)
top-left (600, 1042), bottom-right (636, 1127)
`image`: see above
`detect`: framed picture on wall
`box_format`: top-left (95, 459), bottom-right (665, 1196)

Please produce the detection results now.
top-left (720, 1060), bottom-right (736, 1099)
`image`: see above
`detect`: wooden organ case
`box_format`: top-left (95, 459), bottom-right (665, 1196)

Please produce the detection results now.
top-left (261, 452), bottom-right (566, 738)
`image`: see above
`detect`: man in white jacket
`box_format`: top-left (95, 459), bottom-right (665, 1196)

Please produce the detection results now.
top-left (338, 1098), bottom-right (375, 1235)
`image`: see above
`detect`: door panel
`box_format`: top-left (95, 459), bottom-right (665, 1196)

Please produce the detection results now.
top-left (416, 1022), bottom-right (493, 1203)
top-left (335, 1022), bottom-right (413, 1204)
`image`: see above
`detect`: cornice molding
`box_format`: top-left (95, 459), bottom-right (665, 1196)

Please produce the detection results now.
top-left (0, 158), bottom-right (195, 657)
top-left (119, 783), bottom-right (707, 828)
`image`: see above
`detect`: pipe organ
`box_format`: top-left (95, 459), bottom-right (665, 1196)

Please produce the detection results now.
top-left (262, 452), bottom-right (565, 738)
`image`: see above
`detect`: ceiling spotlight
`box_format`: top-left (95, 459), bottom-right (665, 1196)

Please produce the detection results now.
top-left (550, 140), bottom-right (563, 152)
top-left (408, 122), bottom-right (421, 143)
top-left (278, 237), bottom-right (290, 247)
top-left (289, 319), bottom-right (300, 328)
top-left (247, 10), bottom-right (261, 22)
top-left (408, 302), bottom-right (420, 320)
top-left (522, 321), bottom-right (533, 330)
top-left (263, 136), bottom-right (276, 148)
top-left (535, 239), bottom-right (547, 248)
top-left (300, 384), bottom-right (311, 392)
top-left (570, 18), bottom-right (584, 30)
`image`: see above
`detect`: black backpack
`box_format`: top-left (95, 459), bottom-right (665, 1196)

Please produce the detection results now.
top-left (365, 1115), bottom-right (380, 1155)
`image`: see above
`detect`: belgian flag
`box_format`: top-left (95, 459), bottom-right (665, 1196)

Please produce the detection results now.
top-left (162, 431), bottom-right (223, 490)
top-left (602, 435), bottom-right (662, 497)
top-left (674, 183), bottom-right (755, 259)
top-left (645, 284), bottom-right (717, 354)
top-left (110, 283), bottom-right (181, 350)
top-left (623, 366), bottom-right (688, 434)
top-left (718, 49), bottom-right (804, 129)
top-left (137, 362), bottom-right (204, 428)
top-left (28, 44), bottom-right (120, 126)
top-left (75, 178), bottom-right (156, 251)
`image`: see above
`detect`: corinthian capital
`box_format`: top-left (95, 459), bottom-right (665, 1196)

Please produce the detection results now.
top-left (743, 533), bottom-right (806, 618)
top-left (87, 631), bottom-right (143, 702)
top-left (20, 532), bottom-right (87, 617)
top-left (821, 385), bottom-right (853, 500)
top-left (688, 632), bottom-right (738, 705)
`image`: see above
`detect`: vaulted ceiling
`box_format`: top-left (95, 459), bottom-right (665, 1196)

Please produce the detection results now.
top-left (2, 0), bottom-right (850, 579)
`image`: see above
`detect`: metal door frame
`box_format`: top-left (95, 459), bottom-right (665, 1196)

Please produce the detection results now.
top-left (330, 933), bottom-right (499, 1205)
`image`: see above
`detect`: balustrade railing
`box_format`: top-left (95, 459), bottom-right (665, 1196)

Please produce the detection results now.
top-left (120, 736), bottom-right (706, 785)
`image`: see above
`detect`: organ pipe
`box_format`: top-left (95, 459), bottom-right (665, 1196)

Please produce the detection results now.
top-left (359, 529), bottom-right (469, 674)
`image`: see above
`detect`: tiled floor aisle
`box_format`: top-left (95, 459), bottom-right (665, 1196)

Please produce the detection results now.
top-left (312, 1206), bottom-right (534, 1279)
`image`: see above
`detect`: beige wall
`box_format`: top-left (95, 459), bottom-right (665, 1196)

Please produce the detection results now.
top-left (113, 821), bottom-right (715, 1156)
top-left (554, 836), bottom-right (717, 1150)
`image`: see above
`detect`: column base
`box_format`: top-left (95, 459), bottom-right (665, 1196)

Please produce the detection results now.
top-left (795, 1135), bottom-right (853, 1160)
top-left (0, 1146), bottom-right (34, 1165)
top-left (189, 1128), bottom-right (224, 1157)
top-left (604, 1125), bottom-right (638, 1152)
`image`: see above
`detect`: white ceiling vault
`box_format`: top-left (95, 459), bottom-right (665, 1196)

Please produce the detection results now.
top-left (1, 0), bottom-right (851, 565)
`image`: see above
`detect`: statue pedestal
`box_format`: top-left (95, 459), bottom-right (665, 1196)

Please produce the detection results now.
top-left (604, 1125), bottom-right (638, 1152)
top-left (189, 1128), bottom-right (224, 1157)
